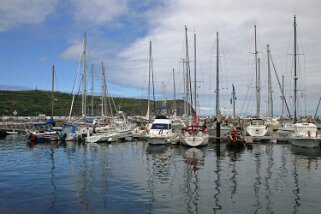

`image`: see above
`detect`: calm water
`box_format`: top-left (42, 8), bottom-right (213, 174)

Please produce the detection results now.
top-left (1, 135), bottom-right (321, 214)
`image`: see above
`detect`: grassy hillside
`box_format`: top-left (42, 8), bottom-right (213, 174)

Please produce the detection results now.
top-left (0, 90), bottom-right (185, 116)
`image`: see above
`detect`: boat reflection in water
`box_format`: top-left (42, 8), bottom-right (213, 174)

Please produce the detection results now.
top-left (1, 135), bottom-right (321, 213)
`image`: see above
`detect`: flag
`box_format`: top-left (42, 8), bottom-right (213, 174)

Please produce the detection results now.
top-left (193, 111), bottom-right (199, 125)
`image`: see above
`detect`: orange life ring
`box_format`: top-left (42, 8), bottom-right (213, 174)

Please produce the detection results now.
top-left (159, 130), bottom-right (163, 135)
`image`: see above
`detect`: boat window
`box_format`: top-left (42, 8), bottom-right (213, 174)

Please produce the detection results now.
top-left (62, 126), bottom-right (73, 132)
top-left (251, 119), bottom-right (264, 125)
top-left (151, 123), bottom-right (169, 129)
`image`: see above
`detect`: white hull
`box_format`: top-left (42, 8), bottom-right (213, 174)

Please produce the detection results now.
top-left (289, 137), bottom-right (321, 148)
top-left (148, 118), bottom-right (176, 145)
top-left (180, 132), bottom-right (209, 147)
top-left (289, 123), bottom-right (321, 148)
top-left (85, 130), bottom-right (132, 143)
top-left (246, 125), bottom-right (268, 137)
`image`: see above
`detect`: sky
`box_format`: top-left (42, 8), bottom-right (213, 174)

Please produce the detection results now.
top-left (1, 0), bottom-right (321, 116)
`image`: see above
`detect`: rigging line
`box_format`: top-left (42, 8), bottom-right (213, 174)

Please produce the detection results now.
top-left (240, 53), bottom-right (256, 115)
top-left (270, 54), bottom-right (292, 117)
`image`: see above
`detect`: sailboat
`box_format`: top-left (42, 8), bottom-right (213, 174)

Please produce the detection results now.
top-left (26, 64), bottom-right (59, 144)
top-left (180, 27), bottom-right (209, 147)
top-left (85, 62), bottom-right (133, 143)
top-left (245, 25), bottom-right (268, 137)
top-left (288, 16), bottom-right (321, 148)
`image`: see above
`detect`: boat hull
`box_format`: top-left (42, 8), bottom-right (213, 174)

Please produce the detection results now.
top-left (246, 125), bottom-right (268, 137)
top-left (180, 133), bottom-right (209, 147)
top-left (289, 137), bottom-right (321, 148)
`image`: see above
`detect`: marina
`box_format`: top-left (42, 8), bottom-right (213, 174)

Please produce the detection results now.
top-left (1, 1), bottom-right (321, 213)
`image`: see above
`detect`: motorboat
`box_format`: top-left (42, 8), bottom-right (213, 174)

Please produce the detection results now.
top-left (148, 116), bottom-right (178, 145)
top-left (289, 123), bottom-right (321, 148)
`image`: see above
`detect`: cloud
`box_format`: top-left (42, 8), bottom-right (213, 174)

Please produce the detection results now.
top-left (0, 0), bottom-right (58, 32)
top-left (38, 55), bottom-right (49, 62)
top-left (60, 40), bottom-right (83, 60)
top-left (106, 0), bottom-right (321, 115)
top-left (69, 0), bottom-right (128, 25)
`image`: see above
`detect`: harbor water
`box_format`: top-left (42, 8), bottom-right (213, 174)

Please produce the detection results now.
top-left (1, 135), bottom-right (321, 213)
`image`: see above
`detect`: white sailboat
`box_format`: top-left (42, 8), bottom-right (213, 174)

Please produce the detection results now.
top-left (288, 16), bottom-right (321, 148)
top-left (246, 25), bottom-right (268, 137)
top-left (85, 62), bottom-right (133, 143)
top-left (180, 27), bottom-right (209, 147)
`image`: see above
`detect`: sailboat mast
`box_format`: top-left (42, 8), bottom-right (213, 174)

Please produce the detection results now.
top-left (51, 64), bottom-right (54, 119)
top-left (267, 44), bottom-right (273, 117)
top-left (91, 64), bottom-right (94, 117)
top-left (282, 75), bottom-right (285, 116)
top-left (151, 42), bottom-right (156, 116)
top-left (216, 32), bottom-right (220, 116)
top-left (194, 32), bottom-right (197, 112)
top-left (147, 41), bottom-right (152, 119)
top-left (82, 32), bottom-right (87, 117)
top-left (185, 26), bottom-right (192, 115)
top-left (183, 59), bottom-right (187, 115)
top-left (294, 16), bottom-right (298, 123)
top-left (173, 68), bottom-right (177, 116)
top-left (258, 57), bottom-right (261, 117)
top-left (254, 25), bottom-right (260, 118)
top-left (101, 62), bottom-right (106, 116)
top-left (232, 84), bottom-right (236, 119)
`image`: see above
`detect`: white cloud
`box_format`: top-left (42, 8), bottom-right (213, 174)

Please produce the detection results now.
top-left (60, 40), bottom-right (83, 60)
top-left (108, 0), bottom-right (321, 116)
top-left (0, 0), bottom-right (58, 32)
top-left (69, 0), bottom-right (127, 25)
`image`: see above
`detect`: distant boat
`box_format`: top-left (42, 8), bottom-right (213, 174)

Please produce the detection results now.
top-left (26, 129), bottom-right (59, 144)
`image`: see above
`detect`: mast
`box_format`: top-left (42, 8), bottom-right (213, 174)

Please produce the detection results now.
top-left (91, 64), bottom-right (94, 117)
top-left (173, 68), bottom-right (177, 117)
top-left (254, 25), bottom-right (260, 118)
top-left (267, 44), bottom-right (273, 117)
top-left (51, 64), bottom-right (54, 119)
top-left (257, 58), bottom-right (261, 118)
top-left (146, 41), bottom-right (152, 119)
top-left (183, 59), bottom-right (187, 115)
top-left (215, 32), bottom-right (221, 140)
top-left (101, 62), bottom-right (106, 116)
top-left (81, 32), bottom-right (87, 117)
top-left (216, 32), bottom-right (220, 116)
top-left (194, 32), bottom-right (197, 112)
top-left (151, 42), bottom-right (156, 117)
top-left (232, 84), bottom-right (236, 119)
top-left (185, 26), bottom-right (192, 115)
top-left (282, 75), bottom-right (285, 116)
top-left (293, 15), bottom-right (298, 123)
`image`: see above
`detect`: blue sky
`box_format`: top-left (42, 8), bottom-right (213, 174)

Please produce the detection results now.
top-left (1, 0), bottom-right (321, 116)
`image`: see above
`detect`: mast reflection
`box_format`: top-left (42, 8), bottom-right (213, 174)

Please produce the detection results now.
top-left (183, 147), bottom-right (204, 214)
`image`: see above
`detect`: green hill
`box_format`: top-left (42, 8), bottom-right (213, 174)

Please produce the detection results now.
top-left (0, 90), bottom-right (185, 116)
